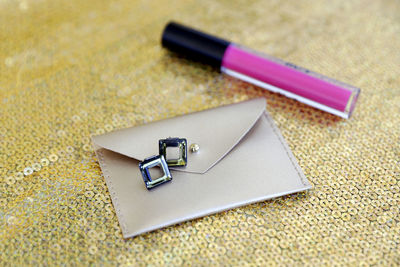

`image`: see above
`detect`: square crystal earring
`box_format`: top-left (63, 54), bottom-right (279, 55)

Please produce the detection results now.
top-left (159, 137), bottom-right (187, 167)
top-left (139, 155), bottom-right (172, 190)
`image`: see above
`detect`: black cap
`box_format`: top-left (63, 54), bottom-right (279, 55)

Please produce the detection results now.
top-left (161, 22), bottom-right (230, 68)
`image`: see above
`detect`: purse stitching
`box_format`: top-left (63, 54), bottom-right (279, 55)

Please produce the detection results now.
top-left (95, 148), bottom-right (128, 235)
top-left (263, 112), bottom-right (309, 187)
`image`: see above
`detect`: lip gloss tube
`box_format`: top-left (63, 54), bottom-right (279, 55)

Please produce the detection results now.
top-left (162, 22), bottom-right (360, 119)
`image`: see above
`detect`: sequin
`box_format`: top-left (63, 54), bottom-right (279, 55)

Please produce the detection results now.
top-left (23, 167), bottom-right (34, 176)
top-left (48, 154), bottom-right (58, 162)
top-left (14, 172), bottom-right (24, 181)
top-left (40, 158), bottom-right (50, 166)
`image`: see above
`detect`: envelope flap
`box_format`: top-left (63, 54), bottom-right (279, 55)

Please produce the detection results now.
top-left (92, 98), bottom-right (266, 173)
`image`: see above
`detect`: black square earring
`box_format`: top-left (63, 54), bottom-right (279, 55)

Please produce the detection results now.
top-left (159, 137), bottom-right (187, 167)
top-left (139, 155), bottom-right (172, 190)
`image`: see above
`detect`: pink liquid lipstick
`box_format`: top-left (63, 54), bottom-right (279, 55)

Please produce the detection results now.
top-left (162, 22), bottom-right (360, 119)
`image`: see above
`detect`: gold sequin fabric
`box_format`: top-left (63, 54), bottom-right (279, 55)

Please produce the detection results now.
top-left (1, 0), bottom-right (399, 265)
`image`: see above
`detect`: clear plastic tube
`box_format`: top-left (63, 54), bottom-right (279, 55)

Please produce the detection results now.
top-left (221, 44), bottom-right (360, 119)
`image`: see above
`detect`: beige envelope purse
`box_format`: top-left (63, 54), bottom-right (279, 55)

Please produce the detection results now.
top-left (92, 98), bottom-right (311, 238)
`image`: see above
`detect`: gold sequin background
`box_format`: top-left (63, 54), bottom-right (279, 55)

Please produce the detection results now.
top-left (1, 0), bottom-right (399, 265)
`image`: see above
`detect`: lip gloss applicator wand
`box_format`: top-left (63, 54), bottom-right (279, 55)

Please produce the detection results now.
top-left (161, 22), bottom-right (360, 119)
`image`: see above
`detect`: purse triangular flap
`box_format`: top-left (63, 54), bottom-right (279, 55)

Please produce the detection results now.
top-left (92, 98), bottom-right (266, 173)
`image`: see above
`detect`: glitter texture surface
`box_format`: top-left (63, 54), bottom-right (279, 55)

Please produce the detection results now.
top-left (1, 0), bottom-right (399, 265)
